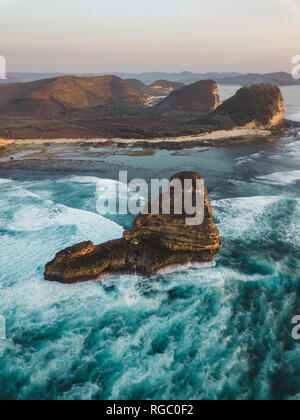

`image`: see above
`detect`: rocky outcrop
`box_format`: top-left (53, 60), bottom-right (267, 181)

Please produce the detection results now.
top-left (210, 84), bottom-right (285, 129)
top-left (155, 80), bottom-right (220, 115)
top-left (44, 172), bottom-right (221, 284)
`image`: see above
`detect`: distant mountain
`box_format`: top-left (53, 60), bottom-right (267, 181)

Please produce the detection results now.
top-left (155, 80), bottom-right (220, 114)
top-left (118, 71), bottom-right (243, 84)
top-left (0, 72), bottom-right (65, 84)
top-left (0, 75), bottom-right (144, 118)
top-left (2, 71), bottom-right (298, 86)
top-left (1, 71), bottom-right (243, 86)
top-left (217, 72), bottom-right (300, 86)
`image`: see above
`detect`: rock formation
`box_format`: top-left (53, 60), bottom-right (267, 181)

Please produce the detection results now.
top-left (44, 172), bottom-right (221, 284)
top-left (155, 80), bottom-right (220, 115)
top-left (209, 84), bottom-right (285, 129)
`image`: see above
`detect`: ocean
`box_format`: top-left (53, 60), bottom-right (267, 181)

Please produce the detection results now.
top-left (0, 86), bottom-right (300, 400)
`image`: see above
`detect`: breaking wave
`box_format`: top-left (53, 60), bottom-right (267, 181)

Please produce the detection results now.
top-left (1, 164), bottom-right (300, 400)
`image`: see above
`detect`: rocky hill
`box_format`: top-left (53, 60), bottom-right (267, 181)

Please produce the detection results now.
top-left (44, 172), bottom-right (221, 284)
top-left (126, 78), bottom-right (184, 105)
top-left (0, 78), bottom-right (287, 139)
top-left (149, 80), bottom-right (184, 96)
top-left (0, 75), bottom-right (144, 118)
top-left (208, 84), bottom-right (285, 129)
top-left (125, 78), bottom-right (147, 92)
top-left (155, 80), bottom-right (220, 115)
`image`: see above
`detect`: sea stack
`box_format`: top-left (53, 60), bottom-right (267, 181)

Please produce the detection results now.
top-left (154, 80), bottom-right (220, 115)
top-left (44, 172), bottom-right (221, 284)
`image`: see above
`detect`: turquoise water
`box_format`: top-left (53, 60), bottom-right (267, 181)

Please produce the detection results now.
top-left (1, 83), bottom-right (300, 400)
top-left (1, 133), bottom-right (300, 400)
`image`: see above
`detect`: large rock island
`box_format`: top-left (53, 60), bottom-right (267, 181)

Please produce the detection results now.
top-left (44, 172), bottom-right (221, 284)
top-left (205, 84), bottom-right (285, 129)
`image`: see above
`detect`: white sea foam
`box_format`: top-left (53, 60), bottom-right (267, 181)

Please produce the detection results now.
top-left (254, 170), bottom-right (300, 186)
top-left (212, 196), bottom-right (300, 246)
top-left (8, 201), bottom-right (123, 241)
top-left (0, 178), bottom-right (123, 241)
top-left (234, 151), bottom-right (264, 167)
top-left (282, 140), bottom-right (300, 157)
top-left (0, 178), bottom-right (12, 185)
top-left (1, 176), bottom-right (300, 400)
top-left (63, 175), bottom-right (130, 197)
top-left (58, 175), bottom-right (146, 212)
top-left (0, 179), bottom-right (124, 286)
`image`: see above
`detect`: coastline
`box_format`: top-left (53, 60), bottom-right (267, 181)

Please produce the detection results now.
top-left (0, 127), bottom-right (291, 173)
top-left (0, 128), bottom-right (272, 148)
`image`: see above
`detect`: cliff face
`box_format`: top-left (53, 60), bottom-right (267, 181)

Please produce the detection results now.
top-left (44, 172), bottom-right (221, 284)
top-left (155, 80), bottom-right (220, 115)
top-left (212, 84), bottom-right (285, 129)
top-left (124, 172), bottom-right (220, 252)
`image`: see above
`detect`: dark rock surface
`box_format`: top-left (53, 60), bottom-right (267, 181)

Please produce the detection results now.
top-left (44, 172), bottom-right (221, 283)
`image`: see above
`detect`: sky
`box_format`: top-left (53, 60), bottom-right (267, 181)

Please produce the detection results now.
top-left (0, 0), bottom-right (299, 74)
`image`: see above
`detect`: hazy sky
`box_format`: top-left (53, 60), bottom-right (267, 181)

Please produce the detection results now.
top-left (0, 0), bottom-right (299, 73)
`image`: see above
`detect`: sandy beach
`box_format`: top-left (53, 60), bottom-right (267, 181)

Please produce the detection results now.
top-left (0, 128), bottom-right (272, 148)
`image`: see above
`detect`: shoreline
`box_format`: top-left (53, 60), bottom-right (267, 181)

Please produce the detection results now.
top-left (0, 128), bottom-right (272, 148)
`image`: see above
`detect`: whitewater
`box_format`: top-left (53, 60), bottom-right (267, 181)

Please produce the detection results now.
top-left (0, 87), bottom-right (300, 400)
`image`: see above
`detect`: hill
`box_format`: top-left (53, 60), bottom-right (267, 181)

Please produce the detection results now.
top-left (206, 84), bottom-right (285, 129)
top-left (125, 78), bottom-right (147, 92)
top-left (126, 78), bottom-right (184, 98)
top-left (149, 80), bottom-right (184, 96)
top-left (0, 75), bottom-right (144, 118)
top-left (155, 80), bottom-right (220, 114)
